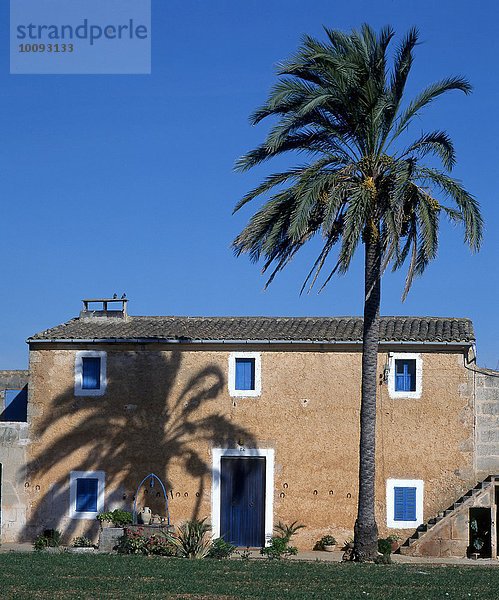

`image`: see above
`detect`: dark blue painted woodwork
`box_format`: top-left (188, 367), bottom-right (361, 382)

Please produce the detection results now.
top-left (82, 357), bottom-right (101, 390)
top-left (235, 358), bottom-right (255, 390)
top-left (394, 486), bottom-right (417, 521)
top-left (220, 457), bottom-right (265, 547)
top-left (395, 359), bottom-right (416, 392)
top-left (2, 387), bottom-right (27, 422)
top-left (76, 478), bottom-right (99, 512)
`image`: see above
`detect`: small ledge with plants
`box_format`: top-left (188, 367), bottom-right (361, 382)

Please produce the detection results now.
top-left (31, 518), bottom-right (308, 561)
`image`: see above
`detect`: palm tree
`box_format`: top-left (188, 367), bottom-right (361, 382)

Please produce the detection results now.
top-left (232, 25), bottom-right (482, 561)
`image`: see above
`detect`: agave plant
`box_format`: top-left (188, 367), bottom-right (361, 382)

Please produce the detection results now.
top-left (273, 520), bottom-right (305, 542)
top-left (168, 518), bottom-right (212, 559)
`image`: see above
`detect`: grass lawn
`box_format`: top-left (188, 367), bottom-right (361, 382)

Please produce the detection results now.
top-left (0, 553), bottom-right (498, 599)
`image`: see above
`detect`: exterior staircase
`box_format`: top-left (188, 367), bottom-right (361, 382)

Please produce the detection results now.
top-left (398, 475), bottom-right (497, 557)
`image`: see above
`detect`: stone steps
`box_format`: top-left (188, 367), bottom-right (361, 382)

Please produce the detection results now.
top-left (399, 475), bottom-right (496, 554)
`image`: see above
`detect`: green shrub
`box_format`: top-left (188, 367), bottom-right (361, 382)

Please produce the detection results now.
top-left (377, 538), bottom-right (392, 556)
top-left (208, 537), bottom-right (236, 559)
top-left (168, 518), bottom-right (212, 559)
top-left (116, 528), bottom-right (175, 556)
top-left (72, 536), bottom-right (94, 548)
top-left (33, 529), bottom-right (62, 551)
top-left (97, 509), bottom-right (133, 527)
top-left (375, 552), bottom-right (392, 564)
top-left (33, 536), bottom-right (49, 552)
top-left (261, 536), bottom-right (298, 560)
top-left (116, 529), bottom-right (147, 555)
top-left (260, 519), bottom-right (304, 559)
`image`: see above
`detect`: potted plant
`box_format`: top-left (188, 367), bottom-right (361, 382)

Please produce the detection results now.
top-left (387, 534), bottom-right (401, 552)
top-left (97, 509), bottom-right (133, 529)
top-left (97, 511), bottom-right (113, 528)
top-left (315, 534), bottom-right (337, 552)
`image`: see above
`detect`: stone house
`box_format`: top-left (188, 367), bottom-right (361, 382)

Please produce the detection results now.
top-left (0, 369), bottom-right (29, 541)
top-left (2, 297), bottom-right (499, 558)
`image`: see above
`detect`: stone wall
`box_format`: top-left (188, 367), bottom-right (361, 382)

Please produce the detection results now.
top-left (475, 368), bottom-right (499, 476)
top-left (0, 370), bottom-right (29, 543)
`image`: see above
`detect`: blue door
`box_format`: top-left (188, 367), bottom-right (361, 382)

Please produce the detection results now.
top-left (220, 457), bottom-right (266, 547)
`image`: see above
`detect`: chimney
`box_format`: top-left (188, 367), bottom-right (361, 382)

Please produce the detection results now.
top-left (80, 297), bottom-right (128, 320)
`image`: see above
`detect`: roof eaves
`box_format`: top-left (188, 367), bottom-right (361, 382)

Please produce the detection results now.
top-left (27, 337), bottom-right (473, 346)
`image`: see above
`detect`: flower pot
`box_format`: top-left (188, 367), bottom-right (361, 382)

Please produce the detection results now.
top-left (323, 544), bottom-right (336, 552)
top-left (139, 507), bottom-right (152, 525)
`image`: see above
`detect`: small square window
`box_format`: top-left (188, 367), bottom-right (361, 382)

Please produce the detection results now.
top-left (75, 351), bottom-right (107, 396)
top-left (235, 358), bottom-right (255, 391)
top-left (386, 478), bottom-right (423, 529)
top-left (388, 353), bottom-right (422, 399)
top-left (69, 471), bottom-right (105, 519)
top-left (395, 359), bottom-right (416, 392)
top-left (229, 352), bottom-right (261, 397)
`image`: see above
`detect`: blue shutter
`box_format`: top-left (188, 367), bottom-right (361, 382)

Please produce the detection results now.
top-left (76, 478), bottom-right (98, 512)
top-left (395, 359), bottom-right (416, 392)
top-left (235, 358), bottom-right (255, 391)
top-left (82, 357), bottom-right (101, 390)
top-left (2, 388), bottom-right (28, 422)
top-left (405, 487), bottom-right (417, 520)
top-left (394, 486), bottom-right (417, 521)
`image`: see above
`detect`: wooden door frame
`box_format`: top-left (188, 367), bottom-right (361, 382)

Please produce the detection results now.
top-left (211, 448), bottom-right (274, 544)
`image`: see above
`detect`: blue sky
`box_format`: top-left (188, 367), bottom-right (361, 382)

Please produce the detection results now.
top-left (1, 0), bottom-right (498, 368)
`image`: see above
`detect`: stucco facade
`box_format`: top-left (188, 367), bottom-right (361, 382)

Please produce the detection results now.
top-left (22, 311), bottom-right (478, 551)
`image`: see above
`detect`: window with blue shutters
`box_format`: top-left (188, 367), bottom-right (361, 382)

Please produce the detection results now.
top-left (386, 478), bottom-right (423, 528)
top-left (393, 486), bottom-right (417, 521)
top-left (235, 358), bottom-right (255, 391)
top-left (395, 359), bottom-right (416, 392)
top-left (75, 351), bottom-right (107, 396)
top-left (389, 353), bottom-right (421, 398)
top-left (70, 471), bottom-right (105, 518)
top-left (229, 352), bottom-right (261, 397)
top-left (76, 478), bottom-right (98, 512)
top-left (82, 358), bottom-right (101, 390)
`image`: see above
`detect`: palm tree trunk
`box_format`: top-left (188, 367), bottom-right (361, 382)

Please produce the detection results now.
top-left (353, 229), bottom-right (381, 561)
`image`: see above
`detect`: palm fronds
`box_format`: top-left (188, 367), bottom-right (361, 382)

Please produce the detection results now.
top-left (233, 24), bottom-right (481, 299)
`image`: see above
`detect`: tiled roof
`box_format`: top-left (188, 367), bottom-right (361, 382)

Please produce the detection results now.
top-left (28, 316), bottom-right (475, 344)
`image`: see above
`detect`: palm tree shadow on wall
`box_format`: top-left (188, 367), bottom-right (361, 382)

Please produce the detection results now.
top-left (20, 351), bottom-right (256, 542)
